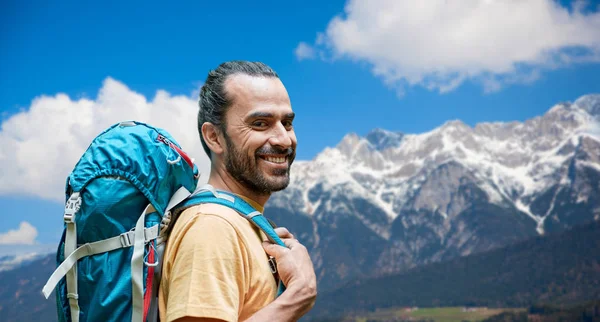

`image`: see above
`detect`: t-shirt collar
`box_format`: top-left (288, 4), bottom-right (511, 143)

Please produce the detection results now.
top-left (235, 193), bottom-right (265, 213)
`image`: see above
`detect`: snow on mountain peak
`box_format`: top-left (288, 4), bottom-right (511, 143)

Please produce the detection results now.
top-left (0, 251), bottom-right (52, 272)
top-left (336, 133), bottom-right (361, 156)
top-left (441, 119), bottom-right (471, 131)
top-left (332, 132), bottom-right (388, 170)
top-left (574, 94), bottom-right (600, 117)
top-left (278, 94), bottom-right (600, 237)
top-left (365, 128), bottom-right (404, 151)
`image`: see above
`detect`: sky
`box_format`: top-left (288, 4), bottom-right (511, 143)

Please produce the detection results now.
top-left (1, 0), bottom-right (599, 254)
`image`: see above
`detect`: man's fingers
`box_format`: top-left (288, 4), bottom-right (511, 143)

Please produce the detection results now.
top-left (262, 241), bottom-right (288, 258)
top-left (263, 237), bottom-right (305, 260)
top-left (281, 238), bottom-right (301, 249)
top-left (274, 227), bottom-right (294, 239)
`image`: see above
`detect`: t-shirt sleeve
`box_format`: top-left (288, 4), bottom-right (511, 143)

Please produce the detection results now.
top-left (163, 213), bottom-right (250, 322)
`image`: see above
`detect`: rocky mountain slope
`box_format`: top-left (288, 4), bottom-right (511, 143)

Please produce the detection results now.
top-left (0, 254), bottom-right (56, 322)
top-left (306, 220), bottom-right (600, 320)
top-left (266, 94), bottom-right (600, 291)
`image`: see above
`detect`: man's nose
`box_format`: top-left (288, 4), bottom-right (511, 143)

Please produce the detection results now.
top-left (268, 122), bottom-right (293, 148)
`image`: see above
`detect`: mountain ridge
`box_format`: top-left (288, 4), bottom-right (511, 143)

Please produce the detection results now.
top-left (267, 93), bottom-right (600, 291)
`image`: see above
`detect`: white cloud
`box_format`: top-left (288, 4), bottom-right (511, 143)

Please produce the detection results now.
top-left (302, 0), bottom-right (600, 93)
top-left (295, 42), bottom-right (317, 61)
top-left (0, 78), bottom-right (211, 202)
top-left (0, 221), bottom-right (38, 245)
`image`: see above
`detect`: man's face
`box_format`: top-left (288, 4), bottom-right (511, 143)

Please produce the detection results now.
top-left (220, 74), bottom-right (297, 194)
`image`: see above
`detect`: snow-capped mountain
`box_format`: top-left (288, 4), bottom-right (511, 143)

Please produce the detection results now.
top-left (0, 252), bottom-right (51, 272)
top-left (0, 244), bottom-right (55, 272)
top-left (266, 94), bottom-right (600, 291)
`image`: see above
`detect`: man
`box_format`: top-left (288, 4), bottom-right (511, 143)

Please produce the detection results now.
top-left (159, 61), bottom-right (317, 322)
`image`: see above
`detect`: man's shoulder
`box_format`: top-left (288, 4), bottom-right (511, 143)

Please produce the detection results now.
top-left (177, 203), bottom-right (250, 231)
top-left (170, 197), bottom-right (267, 248)
top-left (167, 203), bottom-right (253, 254)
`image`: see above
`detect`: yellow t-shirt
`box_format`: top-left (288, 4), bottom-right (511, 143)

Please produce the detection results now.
top-left (158, 197), bottom-right (278, 322)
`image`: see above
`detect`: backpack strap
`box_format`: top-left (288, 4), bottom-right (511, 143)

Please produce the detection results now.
top-left (131, 186), bottom-right (191, 322)
top-left (42, 187), bottom-right (190, 298)
top-left (63, 192), bottom-right (82, 322)
top-left (42, 209), bottom-right (161, 299)
top-left (179, 184), bottom-right (287, 296)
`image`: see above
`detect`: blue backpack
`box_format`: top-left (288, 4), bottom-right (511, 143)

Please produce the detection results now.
top-left (41, 121), bottom-right (286, 322)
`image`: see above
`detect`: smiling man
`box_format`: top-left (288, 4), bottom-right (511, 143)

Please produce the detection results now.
top-left (159, 61), bottom-right (317, 322)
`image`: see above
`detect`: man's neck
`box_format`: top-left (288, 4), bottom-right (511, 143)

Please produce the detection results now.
top-left (207, 166), bottom-right (270, 207)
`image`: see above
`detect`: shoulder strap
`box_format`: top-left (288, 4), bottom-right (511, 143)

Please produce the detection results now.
top-left (181, 185), bottom-right (285, 247)
top-left (179, 184), bottom-right (287, 296)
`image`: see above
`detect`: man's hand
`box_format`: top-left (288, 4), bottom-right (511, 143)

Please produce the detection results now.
top-left (262, 227), bottom-right (317, 317)
top-left (239, 227), bottom-right (317, 322)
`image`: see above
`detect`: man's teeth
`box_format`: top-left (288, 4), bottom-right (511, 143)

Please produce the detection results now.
top-left (265, 156), bottom-right (286, 163)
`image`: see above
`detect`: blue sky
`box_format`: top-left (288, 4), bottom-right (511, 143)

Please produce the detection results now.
top-left (1, 0), bottom-right (599, 250)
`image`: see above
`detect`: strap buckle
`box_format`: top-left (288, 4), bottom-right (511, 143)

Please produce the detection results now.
top-left (119, 232), bottom-right (133, 248)
top-left (268, 257), bottom-right (277, 274)
top-left (64, 193), bottom-right (82, 223)
top-left (63, 212), bottom-right (75, 223)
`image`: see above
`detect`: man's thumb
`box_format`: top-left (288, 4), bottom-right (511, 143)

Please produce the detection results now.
top-left (262, 241), bottom-right (285, 258)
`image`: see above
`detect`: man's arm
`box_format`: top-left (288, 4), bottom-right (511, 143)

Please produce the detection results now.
top-left (174, 228), bottom-right (318, 322)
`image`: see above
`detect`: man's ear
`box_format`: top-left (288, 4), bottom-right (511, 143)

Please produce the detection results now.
top-left (201, 122), bottom-right (225, 156)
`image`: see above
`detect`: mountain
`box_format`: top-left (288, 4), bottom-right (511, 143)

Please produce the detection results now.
top-left (0, 253), bottom-right (57, 322)
top-left (0, 245), bottom-right (55, 272)
top-left (266, 94), bottom-right (600, 291)
top-left (306, 220), bottom-right (600, 320)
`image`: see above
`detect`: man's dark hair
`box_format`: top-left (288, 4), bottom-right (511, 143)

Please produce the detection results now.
top-left (197, 61), bottom-right (279, 158)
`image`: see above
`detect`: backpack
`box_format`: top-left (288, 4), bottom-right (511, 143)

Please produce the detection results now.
top-left (41, 121), bottom-right (286, 322)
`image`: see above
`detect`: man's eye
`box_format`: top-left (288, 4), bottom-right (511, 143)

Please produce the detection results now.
top-left (253, 121), bottom-right (268, 127)
top-left (283, 120), bottom-right (293, 129)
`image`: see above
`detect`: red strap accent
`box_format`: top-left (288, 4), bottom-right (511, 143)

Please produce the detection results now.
top-left (169, 142), bottom-right (194, 169)
top-left (157, 134), bottom-right (194, 168)
top-left (143, 247), bottom-right (155, 322)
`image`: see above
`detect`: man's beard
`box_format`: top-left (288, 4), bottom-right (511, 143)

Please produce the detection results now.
top-left (223, 134), bottom-right (295, 194)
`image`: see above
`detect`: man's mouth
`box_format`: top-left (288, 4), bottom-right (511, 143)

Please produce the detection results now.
top-left (259, 155), bottom-right (288, 164)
